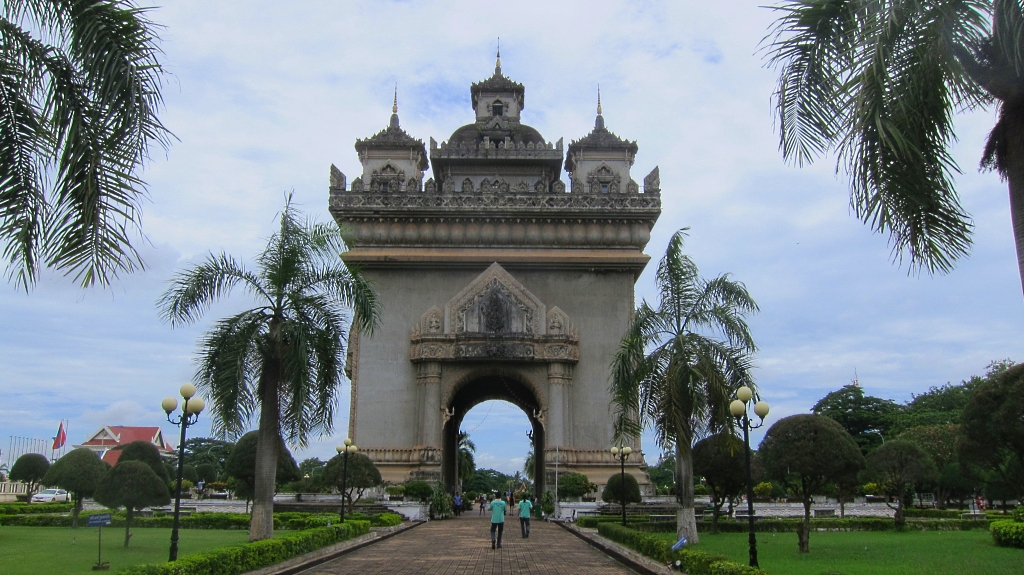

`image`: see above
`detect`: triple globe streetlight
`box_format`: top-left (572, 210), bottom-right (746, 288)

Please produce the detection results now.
top-left (729, 385), bottom-right (769, 570)
top-left (335, 439), bottom-right (358, 523)
top-left (161, 384), bottom-right (205, 562)
top-left (609, 444), bottom-right (632, 527)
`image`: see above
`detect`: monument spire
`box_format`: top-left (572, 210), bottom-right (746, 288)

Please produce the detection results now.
top-left (390, 83), bottom-right (400, 129)
top-left (495, 38), bottom-right (501, 75)
top-left (595, 85), bottom-right (605, 129)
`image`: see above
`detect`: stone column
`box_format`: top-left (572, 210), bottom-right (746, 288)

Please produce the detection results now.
top-left (547, 362), bottom-right (573, 448)
top-left (417, 362), bottom-right (443, 448)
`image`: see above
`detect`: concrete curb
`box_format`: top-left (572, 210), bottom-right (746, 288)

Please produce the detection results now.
top-left (243, 521), bottom-right (425, 575)
top-left (554, 521), bottom-right (674, 575)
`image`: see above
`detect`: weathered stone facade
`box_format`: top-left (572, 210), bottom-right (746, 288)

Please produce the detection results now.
top-left (330, 58), bottom-right (661, 495)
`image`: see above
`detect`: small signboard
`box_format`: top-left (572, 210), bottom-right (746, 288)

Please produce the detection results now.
top-left (87, 514), bottom-right (111, 527)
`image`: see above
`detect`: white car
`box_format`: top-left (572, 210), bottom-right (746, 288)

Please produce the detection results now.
top-left (31, 489), bottom-right (70, 503)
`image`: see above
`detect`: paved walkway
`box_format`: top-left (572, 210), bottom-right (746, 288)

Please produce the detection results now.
top-left (303, 514), bottom-right (640, 575)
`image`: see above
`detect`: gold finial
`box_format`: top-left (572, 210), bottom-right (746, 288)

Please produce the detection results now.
top-left (496, 38), bottom-right (501, 74)
top-left (597, 85), bottom-right (602, 115)
top-left (392, 84), bottom-right (398, 114)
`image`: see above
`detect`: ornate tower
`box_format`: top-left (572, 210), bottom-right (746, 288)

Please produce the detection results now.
top-left (329, 59), bottom-right (661, 496)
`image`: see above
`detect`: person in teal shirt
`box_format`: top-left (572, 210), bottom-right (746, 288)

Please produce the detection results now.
top-left (486, 493), bottom-right (506, 549)
top-left (518, 496), bottom-right (534, 538)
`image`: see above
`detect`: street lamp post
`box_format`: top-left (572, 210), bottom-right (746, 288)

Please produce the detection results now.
top-left (162, 384), bottom-right (205, 562)
top-left (609, 445), bottom-right (632, 527)
top-left (729, 386), bottom-right (769, 570)
top-left (335, 439), bottom-right (358, 523)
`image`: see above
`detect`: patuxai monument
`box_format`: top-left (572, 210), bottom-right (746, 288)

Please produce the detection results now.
top-left (328, 55), bottom-right (661, 498)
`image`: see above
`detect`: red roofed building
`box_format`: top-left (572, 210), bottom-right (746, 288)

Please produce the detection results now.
top-left (74, 426), bottom-right (175, 466)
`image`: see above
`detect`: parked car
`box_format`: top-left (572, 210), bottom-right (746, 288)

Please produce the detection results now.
top-left (31, 489), bottom-right (70, 503)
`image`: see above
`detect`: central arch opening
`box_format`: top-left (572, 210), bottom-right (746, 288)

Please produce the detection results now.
top-left (442, 374), bottom-right (545, 499)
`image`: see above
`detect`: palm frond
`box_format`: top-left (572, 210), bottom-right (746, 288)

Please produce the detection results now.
top-left (0, 0), bottom-right (170, 288)
top-left (763, 0), bottom-right (860, 165)
top-left (158, 253), bottom-right (269, 326)
top-left (195, 309), bottom-right (268, 437)
top-left (0, 21), bottom-right (46, 289)
top-left (844, 1), bottom-right (973, 274)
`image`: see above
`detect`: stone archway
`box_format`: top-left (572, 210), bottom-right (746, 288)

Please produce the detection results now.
top-left (441, 372), bottom-right (545, 497)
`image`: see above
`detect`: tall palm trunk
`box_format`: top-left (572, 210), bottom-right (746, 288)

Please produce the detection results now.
top-left (675, 441), bottom-right (699, 544)
top-left (249, 358), bottom-right (281, 542)
top-left (1005, 101), bottom-right (1024, 298)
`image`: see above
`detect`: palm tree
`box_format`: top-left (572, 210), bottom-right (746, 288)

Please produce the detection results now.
top-left (457, 431), bottom-right (475, 489)
top-left (765, 1), bottom-right (1024, 294)
top-left (610, 229), bottom-right (759, 543)
top-left (158, 197), bottom-right (378, 541)
top-left (1, 1), bottom-right (169, 288)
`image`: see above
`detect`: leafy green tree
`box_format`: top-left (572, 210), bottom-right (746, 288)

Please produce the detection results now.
top-left (94, 461), bottom-right (170, 547)
top-left (898, 424), bottom-right (963, 508)
top-left (403, 480), bottom-right (434, 502)
top-left (760, 414), bottom-right (865, 553)
top-left (647, 453), bottom-right (676, 492)
top-left (959, 363), bottom-right (1024, 498)
top-left (866, 440), bottom-right (938, 528)
top-left (223, 431), bottom-right (300, 506)
top-left (602, 473), bottom-right (642, 507)
top-left (611, 229), bottom-right (759, 543)
top-left (183, 437), bottom-right (234, 470)
top-left (692, 434), bottom-right (747, 532)
top-left (462, 468), bottom-right (511, 496)
top-left (765, 1), bottom-right (1024, 290)
top-left (323, 452), bottom-right (382, 512)
top-left (9, 453), bottom-right (49, 499)
top-left (457, 431), bottom-right (476, 487)
top-left (42, 448), bottom-right (108, 527)
top-left (158, 198), bottom-right (379, 541)
top-left (195, 463), bottom-right (219, 484)
top-left (0, 0), bottom-right (169, 289)
top-left (556, 472), bottom-right (597, 500)
top-left (114, 441), bottom-right (168, 482)
top-left (812, 384), bottom-right (900, 453)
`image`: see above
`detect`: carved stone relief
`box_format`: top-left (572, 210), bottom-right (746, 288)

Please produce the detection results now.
top-left (586, 164), bottom-right (622, 194)
top-left (369, 163), bottom-right (406, 193)
top-left (330, 164), bottom-right (346, 190)
top-left (461, 178), bottom-right (474, 193)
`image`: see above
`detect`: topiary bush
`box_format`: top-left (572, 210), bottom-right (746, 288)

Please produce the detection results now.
top-left (602, 473), bottom-right (642, 505)
top-left (403, 481), bottom-right (432, 502)
top-left (991, 520), bottom-right (1024, 548)
top-left (370, 512), bottom-right (403, 527)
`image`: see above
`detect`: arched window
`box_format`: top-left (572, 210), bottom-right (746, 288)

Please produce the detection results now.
top-left (492, 101), bottom-right (503, 117)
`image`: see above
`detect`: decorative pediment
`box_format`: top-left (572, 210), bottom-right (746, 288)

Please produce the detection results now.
top-left (409, 263), bottom-right (578, 363)
top-left (447, 263), bottom-right (544, 335)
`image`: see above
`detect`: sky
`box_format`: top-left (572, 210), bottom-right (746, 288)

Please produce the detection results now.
top-left (2, 1), bottom-right (1022, 477)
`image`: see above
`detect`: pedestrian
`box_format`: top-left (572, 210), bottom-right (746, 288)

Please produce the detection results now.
top-left (479, 494), bottom-right (486, 516)
top-left (508, 492), bottom-right (515, 516)
top-left (453, 493), bottom-right (462, 517)
top-left (486, 493), bottom-right (507, 549)
top-left (518, 495), bottom-right (533, 538)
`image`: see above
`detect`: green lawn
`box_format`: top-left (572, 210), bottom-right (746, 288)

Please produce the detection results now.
top-left (656, 530), bottom-right (1022, 575)
top-left (0, 526), bottom-right (259, 575)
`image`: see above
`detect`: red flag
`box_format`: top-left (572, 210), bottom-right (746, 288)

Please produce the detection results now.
top-left (52, 422), bottom-right (66, 450)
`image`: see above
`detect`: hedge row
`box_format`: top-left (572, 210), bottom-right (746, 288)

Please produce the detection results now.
top-left (117, 521), bottom-right (371, 575)
top-left (0, 503), bottom-right (73, 515)
top-left (578, 515), bottom-right (651, 528)
top-left (0, 510), bottom-right (387, 530)
top-left (627, 517), bottom-right (991, 534)
top-left (991, 520), bottom-right (1024, 549)
top-left (596, 523), bottom-right (765, 575)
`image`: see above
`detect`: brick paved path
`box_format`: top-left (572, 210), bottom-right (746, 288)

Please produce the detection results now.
top-left (303, 514), bottom-right (639, 575)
